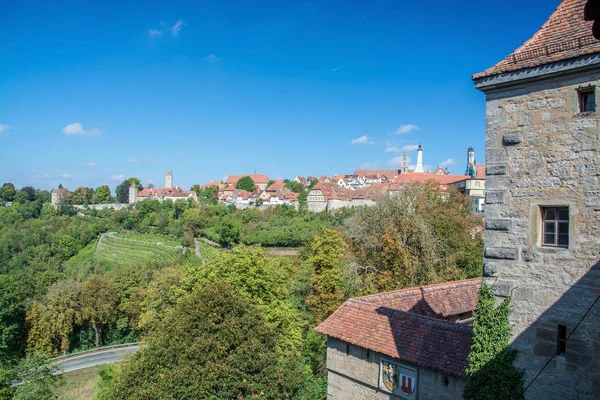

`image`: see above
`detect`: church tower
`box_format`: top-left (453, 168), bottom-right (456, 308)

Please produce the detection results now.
top-left (415, 145), bottom-right (424, 173)
top-left (465, 147), bottom-right (475, 176)
top-left (128, 185), bottom-right (138, 204)
top-left (165, 171), bottom-right (173, 189)
top-left (401, 152), bottom-right (409, 174)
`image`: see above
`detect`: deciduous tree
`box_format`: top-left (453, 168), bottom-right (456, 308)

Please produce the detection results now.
top-left (81, 276), bottom-right (117, 347)
top-left (115, 180), bottom-right (131, 204)
top-left (235, 176), bottom-right (256, 192)
top-left (106, 282), bottom-right (303, 399)
top-left (0, 183), bottom-right (16, 202)
top-left (305, 229), bottom-right (347, 323)
top-left (94, 185), bottom-right (112, 204)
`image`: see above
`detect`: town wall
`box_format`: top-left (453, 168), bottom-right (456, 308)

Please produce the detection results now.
top-left (73, 203), bottom-right (129, 211)
top-left (326, 337), bottom-right (465, 400)
top-left (482, 68), bottom-right (600, 399)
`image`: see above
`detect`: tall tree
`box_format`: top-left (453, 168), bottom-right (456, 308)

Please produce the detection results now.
top-left (105, 282), bottom-right (303, 399)
top-left (81, 276), bottom-right (117, 347)
top-left (94, 185), bottom-right (112, 204)
top-left (0, 183), bottom-right (16, 202)
top-left (127, 177), bottom-right (143, 191)
top-left (0, 275), bottom-right (25, 361)
top-left (235, 176), bottom-right (256, 192)
top-left (305, 229), bottom-right (347, 323)
top-left (115, 180), bottom-right (131, 204)
top-left (72, 187), bottom-right (94, 204)
top-left (45, 281), bottom-right (82, 355)
top-left (20, 187), bottom-right (36, 201)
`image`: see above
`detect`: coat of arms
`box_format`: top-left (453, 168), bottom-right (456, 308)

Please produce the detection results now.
top-left (382, 360), bottom-right (399, 391)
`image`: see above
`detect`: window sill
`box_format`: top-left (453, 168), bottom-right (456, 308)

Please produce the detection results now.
top-left (575, 111), bottom-right (596, 117)
top-left (535, 246), bottom-right (571, 254)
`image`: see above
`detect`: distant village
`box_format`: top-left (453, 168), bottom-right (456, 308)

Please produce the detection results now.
top-left (52, 146), bottom-right (486, 214)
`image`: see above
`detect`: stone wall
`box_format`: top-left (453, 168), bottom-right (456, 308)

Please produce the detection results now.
top-left (325, 337), bottom-right (465, 400)
top-left (73, 203), bottom-right (129, 211)
top-left (482, 69), bottom-right (600, 399)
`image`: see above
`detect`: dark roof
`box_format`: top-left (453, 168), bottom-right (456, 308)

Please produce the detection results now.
top-left (316, 278), bottom-right (482, 377)
top-left (474, 0), bottom-right (600, 79)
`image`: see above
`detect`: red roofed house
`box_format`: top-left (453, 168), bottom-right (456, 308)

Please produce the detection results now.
top-left (225, 173), bottom-right (270, 190)
top-left (317, 278), bottom-right (482, 399)
top-left (474, 1), bottom-right (600, 398)
top-left (134, 172), bottom-right (197, 203)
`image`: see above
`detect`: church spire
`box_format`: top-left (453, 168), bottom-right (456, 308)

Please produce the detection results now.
top-left (401, 152), bottom-right (409, 174)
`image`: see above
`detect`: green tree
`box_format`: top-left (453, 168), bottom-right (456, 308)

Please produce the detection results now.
top-left (21, 187), bottom-right (36, 202)
top-left (14, 191), bottom-right (29, 204)
top-left (72, 187), bottom-right (94, 204)
top-left (215, 217), bottom-right (241, 248)
top-left (344, 183), bottom-right (482, 293)
top-left (127, 177), bottom-right (143, 191)
top-left (93, 185), bottom-right (112, 204)
top-left (0, 183), bottom-right (16, 202)
top-left (137, 267), bottom-right (184, 333)
top-left (81, 276), bottom-right (118, 347)
top-left (285, 181), bottom-right (304, 193)
top-left (305, 229), bottom-right (347, 323)
top-left (235, 176), bottom-right (256, 192)
top-left (464, 285), bottom-right (523, 400)
top-left (46, 281), bottom-right (82, 355)
top-left (0, 275), bottom-right (25, 361)
top-left (266, 179), bottom-right (276, 189)
top-left (106, 282), bottom-right (303, 399)
top-left (11, 351), bottom-right (63, 400)
top-left (115, 180), bottom-right (131, 204)
top-left (59, 235), bottom-right (79, 259)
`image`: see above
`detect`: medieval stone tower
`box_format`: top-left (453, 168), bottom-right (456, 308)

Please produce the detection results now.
top-left (165, 171), bottom-right (173, 189)
top-left (473, 1), bottom-right (600, 398)
top-left (128, 185), bottom-right (138, 204)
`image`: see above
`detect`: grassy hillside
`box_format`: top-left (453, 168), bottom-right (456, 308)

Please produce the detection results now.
top-left (197, 242), bottom-right (221, 264)
top-left (96, 235), bottom-right (182, 268)
top-left (65, 233), bottom-right (184, 279)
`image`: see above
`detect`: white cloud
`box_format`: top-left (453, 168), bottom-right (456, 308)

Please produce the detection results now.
top-left (205, 54), bottom-right (219, 61)
top-left (170, 19), bottom-right (184, 36)
top-left (440, 158), bottom-right (456, 167)
top-left (86, 162), bottom-right (97, 167)
top-left (385, 144), bottom-right (418, 153)
top-left (361, 162), bottom-right (377, 169)
top-left (62, 173), bottom-right (72, 179)
top-left (63, 122), bottom-right (100, 136)
top-left (0, 124), bottom-right (10, 136)
top-left (388, 156), bottom-right (403, 166)
top-left (402, 144), bottom-right (420, 152)
top-left (395, 124), bottom-right (419, 135)
top-left (111, 174), bottom-right (126, 181)
top-left (330, 67), bottom-right (342, 71)
top-left (148, 28), bottom-right (162, 37)
top-left (351, 135), bottom-right (374, 145)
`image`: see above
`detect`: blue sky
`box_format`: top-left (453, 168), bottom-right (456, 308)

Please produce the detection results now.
top-left (0, 0), bottom-right (559, 191)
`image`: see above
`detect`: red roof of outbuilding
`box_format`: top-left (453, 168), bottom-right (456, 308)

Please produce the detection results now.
top-left (225, 174), bottom-right (270, 185)
top-left (316, 278), bottom-right (482, 377)
top-left (474, 0), bottom-right (600, 79)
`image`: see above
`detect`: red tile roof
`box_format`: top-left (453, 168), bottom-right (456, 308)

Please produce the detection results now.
top-left (316, 278), bottom-right (482, 377)
top-left (389, 173), bottom-right (469, 190)
top-left (474, 0), bottom-right (600, 79)
top-left (354, 169), bottom-right (401, 179)
top-left (266, 182), bottom-right (286, 192)
top-left (475, 164), bottom-right (486, 180)
top-left (225, 174), bottom-right (270, 185)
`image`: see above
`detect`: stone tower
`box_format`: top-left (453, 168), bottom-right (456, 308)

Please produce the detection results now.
top-left (401, 152), bottom-right (409, 174)
top-left (128, 185), bottom-right (138, 204)
top-left (414, 144), bottom-right (423, 173)
top-left (466, 147), bottom-right (475, 176)
top-left (165, 171), bottom-right (173, 189)
top-left (473, 1), bottom-right (600, 398)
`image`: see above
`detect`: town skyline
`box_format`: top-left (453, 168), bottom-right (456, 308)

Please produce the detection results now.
top-left (0, 0), bottom-right (559, 190)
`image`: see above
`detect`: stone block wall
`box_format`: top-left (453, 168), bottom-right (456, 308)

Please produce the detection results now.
top-left (482, 70), bottom-right (600, 399)
top-left (325, 337), bottom-right (465, 400)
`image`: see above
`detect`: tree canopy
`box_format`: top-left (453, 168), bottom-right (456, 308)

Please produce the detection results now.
top-left (235, 176), bottom-right (256, 192)
top-left (106, 282), bottom-right (304, 399)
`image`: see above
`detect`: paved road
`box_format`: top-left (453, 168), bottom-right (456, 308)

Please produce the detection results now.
top-left (54, 345), bottom-right (140, 374)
